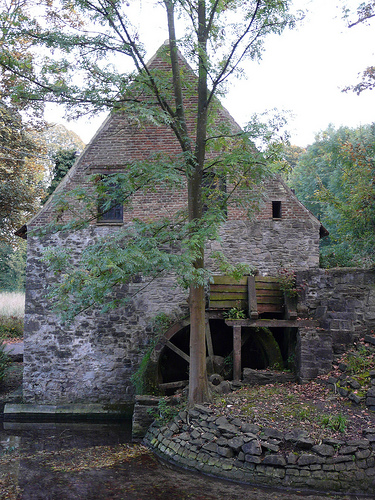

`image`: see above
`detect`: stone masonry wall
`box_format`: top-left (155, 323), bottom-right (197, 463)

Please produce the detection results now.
top-left (24, 213), bottom-right (322, 405)
top-left (23, 226), bottom-right (189, 404)
top-left (297, 269), bottom-right (375, 356)
top-left (144, 405), bottom-right (375, 495)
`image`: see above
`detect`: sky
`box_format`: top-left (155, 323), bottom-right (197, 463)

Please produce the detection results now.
top-left (45, 0), bottom-right (375, 148)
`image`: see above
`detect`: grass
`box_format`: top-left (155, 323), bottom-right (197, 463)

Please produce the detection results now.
top-left (0, 293), bottom-right (24, 340)
top-left (0, 292), bottom-right (25, 317)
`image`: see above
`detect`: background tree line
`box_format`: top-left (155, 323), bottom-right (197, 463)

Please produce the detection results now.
top-left (288, 123), bottom-right (375, 268)
top-left (0, 116), bottom-right (84, 291)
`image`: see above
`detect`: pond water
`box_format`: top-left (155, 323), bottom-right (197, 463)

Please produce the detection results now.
top-left (0, 420), bottom-right (369, 500)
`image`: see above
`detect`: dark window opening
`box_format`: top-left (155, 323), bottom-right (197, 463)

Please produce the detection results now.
top-left (202, 171), bottom-right (227, 217)
top-left (98, 201), bottom-right (123, 222)
top-left (97, 177), bottom-right (123, 222)
top-left (272, 200), bottom-right (282, 219)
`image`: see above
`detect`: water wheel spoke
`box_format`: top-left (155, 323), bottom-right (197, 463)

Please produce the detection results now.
top-left (205, 319), bottom-right (215, 373)
top-left (166, 340), bottom-right (190, 363)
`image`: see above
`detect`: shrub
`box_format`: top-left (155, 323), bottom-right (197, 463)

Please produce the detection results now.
top-left (131, 312), bottom-right (173, 395)
top-left (319, 245), bottom-right (356, 268)
top-left (147, 397), bottom-right (180, 423)
top-left (346, 345), bottom-right (373, 374)
top-left (0, 315), bottom-right (24, 340)
top-left (277, 266), bottom-right (298, 297)
top-left (0, 342), bottom-right (10, 382)
top-left (320, 413), bottom-right (348, 433)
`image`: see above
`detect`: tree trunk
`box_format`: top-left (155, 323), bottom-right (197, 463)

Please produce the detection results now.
top-left (188, 281), bottom-right (210, 404)
top-left (165, 0), bottom-right (211, 405)
top-left (187, 0), bottom-right (211, 406)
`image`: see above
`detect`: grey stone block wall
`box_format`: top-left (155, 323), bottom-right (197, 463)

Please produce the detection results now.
top-left (208, 218), bottom-right (320, 275)
top-left (23, 227), bottom-right (188, 404)
top-left (297, 269), bottom-right (375, 357)
top-left (23, 212), bottom-right (322, 405)
top-left (144, 405), bottom-right (375, 495)
top-left (296, 326), bottom-right (333, 382)
top-left (23, 217), bottom-right (375, 405)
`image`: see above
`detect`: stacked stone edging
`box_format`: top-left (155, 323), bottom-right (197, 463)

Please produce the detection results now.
top-left (144, 404), bottom-right (375, 494)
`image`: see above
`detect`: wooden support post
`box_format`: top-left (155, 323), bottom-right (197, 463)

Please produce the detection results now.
top-left (233, 324), bottom-right (242, 381)
top-left (205, 318), bottom-right (215, 374)
top-left (248, 276), bottom-right (259, 319)
top-left (284, 292), bottom-right (297, 320)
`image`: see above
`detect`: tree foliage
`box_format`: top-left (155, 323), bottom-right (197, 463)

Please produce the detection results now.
top-left (290, 123), bottom-right (375, 267)
top-left (0, 240), bottom-right (26, 291)
top-left (342, 1), bottom-right (375, 94)
top-left (0, 103), bottom-right (45, 242)
top-left (343, 0), bottom-right (375, 27)
top-left (0, 0), bottom-right (300, 404)
top-left (44, 148), bottom-right (78, 200)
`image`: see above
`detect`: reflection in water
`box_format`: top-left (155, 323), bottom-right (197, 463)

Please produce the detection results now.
top-left (1, 421), bottom-right (135, 499)
top-left (1, 421), bottom-right (373, 500)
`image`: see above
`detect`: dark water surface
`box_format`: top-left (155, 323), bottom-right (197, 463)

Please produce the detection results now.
top-left (0, 421), bottom-right (371, 500)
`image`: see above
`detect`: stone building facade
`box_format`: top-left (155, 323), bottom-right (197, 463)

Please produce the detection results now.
top-left (19, 46), bottom-right (361, 406)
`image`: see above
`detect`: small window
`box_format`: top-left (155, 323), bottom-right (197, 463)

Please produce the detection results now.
top-left (97, 177), bottom-right (123, 223)
top-left (98, 201), bottom-right (123, 222)
top-left (272, 201), bottom-right (282, 219)
top-left (202, 171), bottom-right (227, 217)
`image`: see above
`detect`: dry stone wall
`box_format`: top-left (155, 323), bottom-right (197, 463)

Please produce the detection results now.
top-left (144, 405), bottom-right (375, 495)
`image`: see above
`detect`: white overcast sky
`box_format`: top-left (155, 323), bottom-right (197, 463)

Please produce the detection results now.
top-left (45, 0), bottom-right (375, 147)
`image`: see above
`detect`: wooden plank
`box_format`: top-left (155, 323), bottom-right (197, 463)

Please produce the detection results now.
top-left (255, 276), bottom-right (279, 283)
top-left (166, 340), bottom-right (190, 363)
top-left (212, 276), bottom-right (248, 285)
top-left (256, 289), bottom-right (283, 297)
top-left (210, 292), bottom-right (247, 301)
top-left (258, 304), bottom-right (283, 313)
top-left (210, 284), bottom-right (247, 292)
top-left (247, 275), bottom-right (258, 319)
top-left (257, 296), bottom-right (283, 305)
top-left (255, 282), bottom-right (281, 290)
top-left (209, 300), bottom-right (247, 309)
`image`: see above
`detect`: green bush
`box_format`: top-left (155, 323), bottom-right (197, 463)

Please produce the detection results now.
top-left (320, 244), bottom-right (356, 268)
top-left (147, 397), bottom-right (180, 423)
top-left (320, 413), bottom-right (347, 433)
top-left (0, 315), bottom-right (24, 340)
top-left (345, 346), bottom-right (374, 374)
top-left (131, 312), bottom-right (173, 395)
top-left (0, 342), bottom-right (10, 382)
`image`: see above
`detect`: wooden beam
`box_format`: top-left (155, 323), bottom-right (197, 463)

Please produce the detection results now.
top-left (225, 319), bottom-right (317, 328)
top-left (210, 291), bottom-right (247, 300)
top-left (205, 318), bottom-right (214, 373)
top-left (247, 275), bottom-right (258, 319)
top-left (159, 380), bottom-right (188, 391)
top-left (209, 299), bottom-right (247, 309)
top-left (166, 340), bottom-right (190, 363)
top-left (284, 293), bottom-right (298, 320)
top-left (233, 324), bottom-right (242, 381)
